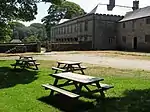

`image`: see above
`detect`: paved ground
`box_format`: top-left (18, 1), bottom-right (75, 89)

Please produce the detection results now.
top-left (1, 51), bottom-right (150, 71)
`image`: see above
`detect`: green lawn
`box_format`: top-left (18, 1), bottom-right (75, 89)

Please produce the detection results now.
top-left (0, 60), bottom-right (150, 112)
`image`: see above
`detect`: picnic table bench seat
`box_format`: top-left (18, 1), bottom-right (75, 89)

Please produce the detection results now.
top-left (92, 83), bottom-right (114, 91)
top-left (72, 65), bottom-right (86, 69)
top-left (52, 66), bottom-right (86, 72)
top-left (52, 67), bottom-right (66, 72)
top-left (42, 84), bottom-right (80, 98)
top-left (28, 62), bottom-right (40, 66)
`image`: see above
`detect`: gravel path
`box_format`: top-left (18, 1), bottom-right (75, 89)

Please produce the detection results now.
top-left (1, 52), bottom-right (150, 71)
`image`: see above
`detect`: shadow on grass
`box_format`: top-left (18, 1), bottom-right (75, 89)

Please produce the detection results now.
top-left (0, 67), bottom-right (38, 89)
top-left (38, 94), bottom-right (95, 112)
top-left (39, 89), bottom-right (150, 112)
top-left (91, 89), bottom-right (150, 112)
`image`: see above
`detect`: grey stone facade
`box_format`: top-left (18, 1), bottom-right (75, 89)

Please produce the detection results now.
top-left (51, 13), bottom-right (123, 50)
top-left (51, 6), bottom-right (150, 52)
top-left (117, 6), bottom-right (150, 52)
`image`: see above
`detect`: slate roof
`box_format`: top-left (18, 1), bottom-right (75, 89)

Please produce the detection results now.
top-left (119, 6), bottom-right (150, 22)
top-left (58, 19), bottom-right (70, 24)
top-left (88, 4), bottom-right (132, 16)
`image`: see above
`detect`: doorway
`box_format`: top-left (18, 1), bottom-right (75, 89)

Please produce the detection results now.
top-left (133, 37), bottom-right (137, 49)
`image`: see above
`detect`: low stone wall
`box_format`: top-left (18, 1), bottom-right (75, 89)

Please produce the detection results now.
top-left (51, 41), bottom-right (92, 51)
top-left (0, 42), bottom-right (41, 53)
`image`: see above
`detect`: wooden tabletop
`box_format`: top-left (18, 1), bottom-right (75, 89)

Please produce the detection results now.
top-left (16, 59), bottom-right (36, 62)
top-left (57, 61), bottom-right (81, 65)
top-left (52, 72), bottom-right (104, 84)
top-left (20, 55), bottom-right (33, 58)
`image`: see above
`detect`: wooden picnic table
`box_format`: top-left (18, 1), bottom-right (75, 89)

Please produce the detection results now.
top-left (11, 55), bottom-right (40, 70)
top-left (52, 61), bottom-right (86, 74)
top-left (42, 72), bottom-right (113, 99)
top-left (19, 55), bottom-right (33, 60)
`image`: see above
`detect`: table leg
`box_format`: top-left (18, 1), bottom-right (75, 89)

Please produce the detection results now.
top-left (22, 61), bottom-right (27, 70)
top-left (96, 82), bottom-right (105, 98)
top-left (65, 64), bottom-right (70, 72)
top-left (84, 85), bottom-right (91, 92)
top-left (55, 63), bottom-right (60, 73)
top-left (75, 83), bottom-right (83, 94)
top-left (77, 64), bottom-right (85, 75)
top-left (33, 61), bottom-right (38, 70)
top-left (69, 65), bottom-right (74, 72)
top-left (14, 60), bottom-right (20, 69)
top-left (73, 82), bottom-right (78, 89)
top-left (50, 78), bottom-right (59, 96)
top-left (62, 64), bottom-right (67, 69)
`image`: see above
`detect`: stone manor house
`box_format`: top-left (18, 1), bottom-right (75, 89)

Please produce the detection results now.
top-left (51, 2), bottom-right (150, 52)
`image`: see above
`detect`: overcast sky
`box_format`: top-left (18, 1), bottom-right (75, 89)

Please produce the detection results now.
top-left (22, 0), bottom-right (150, 26)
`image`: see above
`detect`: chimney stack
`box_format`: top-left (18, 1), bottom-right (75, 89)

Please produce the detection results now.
top-left (132, 0), bottom-right (139, 10)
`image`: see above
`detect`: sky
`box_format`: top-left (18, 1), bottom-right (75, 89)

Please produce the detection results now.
top-left (21, 0), bottom-right (150, 26)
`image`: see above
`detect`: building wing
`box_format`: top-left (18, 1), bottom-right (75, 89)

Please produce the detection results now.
top-left (119, 6), bottom-right (150, 22)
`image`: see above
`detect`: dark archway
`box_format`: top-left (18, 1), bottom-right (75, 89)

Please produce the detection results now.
top-left (133, 37), bottom-right (137, 49)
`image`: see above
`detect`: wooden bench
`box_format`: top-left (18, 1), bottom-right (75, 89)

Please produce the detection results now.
top-left (52, 66), bottom-right (86, 72)
top-left (72, 65), bottom-right (86, 69)
top-left (28, 62), bottom-right (40, 66)
top-left (92, 83), bottom-right (114, 91)
top-left (42, 84), bottom-right (80, 98)
top-left (52, 67), bottom-right (66, 72)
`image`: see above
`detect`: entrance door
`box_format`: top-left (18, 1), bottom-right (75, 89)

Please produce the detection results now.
top-left (133, 37), bottom-right (137, 49)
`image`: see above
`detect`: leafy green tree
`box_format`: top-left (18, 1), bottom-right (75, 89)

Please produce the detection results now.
top-left (9, 22), bottom-right (27, 40)
top-left (22, 35), bottom-right (39, 43)
top-left (42, 0), bottom-right (86, 40)
top-left (29, 23), bottom-right (47, 41)
top-left (0, 0), bottom-right (62, 42)
top-left (0, 22), bottom-right (12, 42)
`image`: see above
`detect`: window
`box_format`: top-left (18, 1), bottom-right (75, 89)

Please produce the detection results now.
top-left (108, 37), bottom-right (113, 44)
top-left (108, 37), bottom-right (115, 44)
top-left (70, 25), bottom-right (72, 33)
top-left (62, 27), bottom-right (64, 34)
top-left (80, 23), bottom-right (82, 32)
top-left (67, 26), bottom-right (69, 33)
top-left (122, 23), bottom-right (126, 28)
top-left (75, 38), bottom-right (78, 42)
top-left (146, 17), bottom-right (150, 24)
top-left (74, 24), bottom-right (77, 32)
top-left (84, 37), bottom-right (87, 41)
top-left (64, 27), bottom-right (66, 34)
top-left (132, 20), bottom-right (135, 31)
top-left (122, 36), bottom-right (126, 43)
top-left (84, 21), bottom-right (88, 31)
top-left (145, 35), bottom-right (150, 42)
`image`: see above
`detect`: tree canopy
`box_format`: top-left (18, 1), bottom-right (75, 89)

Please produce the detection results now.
top-left (0, 0), bottom-right (62, 42)
top-left (8, 22), bottom-right (47, 42)
top-left (42, 0), bottom-right (86, 39)
top-left (0, 0), bottom-right (62, 23)
top-left (42, 0), bottom-right (86, 25)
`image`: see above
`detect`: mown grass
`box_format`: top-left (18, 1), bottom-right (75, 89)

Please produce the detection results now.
top-left (0, 60), bottom-right (150, 112)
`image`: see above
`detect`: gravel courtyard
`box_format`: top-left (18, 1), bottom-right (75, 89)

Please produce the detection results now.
top-left (1, 51), bottom-right (150, 71)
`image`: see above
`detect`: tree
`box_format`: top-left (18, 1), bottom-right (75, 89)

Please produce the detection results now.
top-left (0, 22), bottom-right (12, 42)
top-left (0, 0), bottom-right (62, 23)
top-left (0, 0), bottom-right (62, 42)
top-left (22, 35), bottom-right (39, 43)
top-left (42, 0), bottom-right (85, 25)
top-left (29, 23), bottom-right (47, 41)
top-left (42, 0), bottom-right (86, 39)
top-left (9, 21), bottom-right (27, 40)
